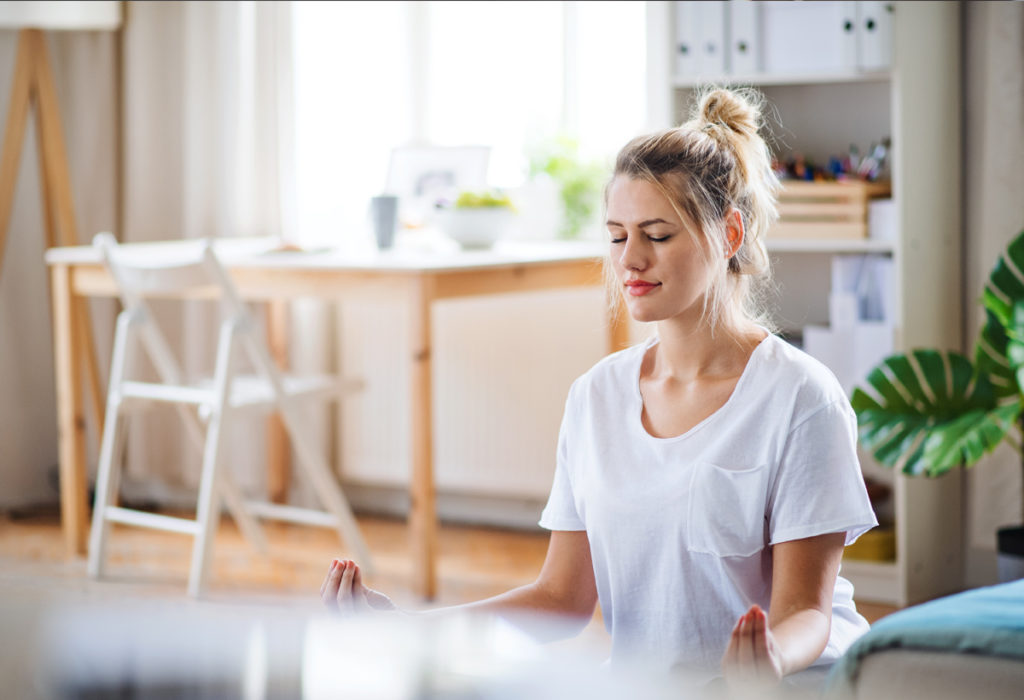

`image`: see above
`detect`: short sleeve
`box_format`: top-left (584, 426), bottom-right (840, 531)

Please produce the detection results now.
top-left (538, 387), bottom-right (586, 531)
top-left (768, 399), bottom-right (878, 546)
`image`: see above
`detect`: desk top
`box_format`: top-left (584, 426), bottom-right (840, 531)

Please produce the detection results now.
top-left (44, 236), bottom-right (609, 274)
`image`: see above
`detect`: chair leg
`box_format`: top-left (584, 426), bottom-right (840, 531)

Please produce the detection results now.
top-left (177, 401), bottom-right (268, 555)
top-left (188, 406), bottom-right (228, 597)
top-left (187, 322), bottom-right (238, 598)
top-left (278, 403), bottom-right (374, 572)
top-left (86, 402), bottom-right (125, 579)
top-left (87, 312), bottom-right (135, 579)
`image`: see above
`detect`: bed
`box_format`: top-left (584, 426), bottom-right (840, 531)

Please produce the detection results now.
top-left (825, 579), bottom-right (1024, 700)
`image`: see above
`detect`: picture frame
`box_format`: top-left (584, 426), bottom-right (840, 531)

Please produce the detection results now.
top-left (385, 145), bottom-right (491, 227)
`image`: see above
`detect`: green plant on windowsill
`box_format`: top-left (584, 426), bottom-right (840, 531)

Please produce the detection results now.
top-left (851, 228), bottom-right (1024, 578)
top-left (527, 136), bottom-right (607, 240)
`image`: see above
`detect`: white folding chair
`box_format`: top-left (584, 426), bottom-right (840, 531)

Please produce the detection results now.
top-left (87, 233), bottom-right (372, 596)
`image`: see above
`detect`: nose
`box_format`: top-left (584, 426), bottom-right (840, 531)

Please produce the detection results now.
top-left (618, 234), bottom-right (648, 273)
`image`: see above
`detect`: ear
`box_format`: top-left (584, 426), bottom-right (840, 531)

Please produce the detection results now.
top-left (724, 209), bottom-right (744, 259)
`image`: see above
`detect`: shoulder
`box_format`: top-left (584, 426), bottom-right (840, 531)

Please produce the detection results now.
top-left (754, 334), bottom-right (851, 419)
top-left (566, 337), bottom-right (651, 405)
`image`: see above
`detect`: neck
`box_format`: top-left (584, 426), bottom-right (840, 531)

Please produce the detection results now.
top-left (652, 315), bottom-right (763, 381)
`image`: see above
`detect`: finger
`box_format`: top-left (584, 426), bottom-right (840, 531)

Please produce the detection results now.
top-left (724, 615), bottom-right (743, 669)
top-left (321, 559), bottom-right (343, 610)
top-left (331, 560), bottom-right (348, 610)
top-left (737, 613), bottom-right (755, 669)
top-left (750, 607), bottom-right (767, 674)
top-left (352, 564), bottom-right (368, 604)
top-left (320, 559), bottom-right (338, 598)
top-left (338, 560), bottom-right (357, 611)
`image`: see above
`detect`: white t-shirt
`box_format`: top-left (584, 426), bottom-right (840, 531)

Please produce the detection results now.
top-left (539, 333), bottom-right (878, 678)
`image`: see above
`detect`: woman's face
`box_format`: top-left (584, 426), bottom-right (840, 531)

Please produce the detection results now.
top-left (606, 176), bottom-right (716, 326)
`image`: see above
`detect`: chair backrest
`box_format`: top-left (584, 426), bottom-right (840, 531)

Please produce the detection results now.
top-left (93, 233), bottom-right (248, 318)
top-left (93, 233), bottom-right (281, 388)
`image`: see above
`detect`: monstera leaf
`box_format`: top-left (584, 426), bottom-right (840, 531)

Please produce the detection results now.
top-left (852, 229), bottom-right (1024, 478)
top-left (977, 231), bottom-right (1024, 397)
top-left (851, 350), bottom-right (1019, 476)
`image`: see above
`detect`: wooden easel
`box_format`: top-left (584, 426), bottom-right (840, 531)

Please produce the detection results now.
top-left (0, 29), bottom-right (106, 473)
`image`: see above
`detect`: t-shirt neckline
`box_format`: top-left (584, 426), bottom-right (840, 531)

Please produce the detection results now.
top-left (632, 331), bottom-right (772, 443)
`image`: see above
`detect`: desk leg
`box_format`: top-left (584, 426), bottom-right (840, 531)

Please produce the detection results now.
top-left (51, 263), bottom-right (89, 555)
top-left (409, 275), bottom-right (437, 600)
top-left (266, 300), bottom-right (291, 504)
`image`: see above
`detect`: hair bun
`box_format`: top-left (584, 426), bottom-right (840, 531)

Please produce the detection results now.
top-left (697, 88), bottom-right (761, 138)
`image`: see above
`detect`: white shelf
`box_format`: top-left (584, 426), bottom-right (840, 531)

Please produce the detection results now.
top-left (654, 2), bottom-right (963, 608)
top-left (672, 70), bottom-right (891, 89)
top-left (766, 238), bottom-right (896, 254)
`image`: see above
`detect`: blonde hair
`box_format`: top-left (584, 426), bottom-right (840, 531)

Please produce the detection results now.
top-left (606, 86), bottom-right (780, 335)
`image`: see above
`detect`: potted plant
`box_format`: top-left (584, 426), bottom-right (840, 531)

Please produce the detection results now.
top-left (852, 229), bottom-right (1024, 582)
top-left (527, 136), bottom-right (606, 240)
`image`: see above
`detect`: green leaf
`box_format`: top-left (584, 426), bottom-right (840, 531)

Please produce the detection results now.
top-left (976, 308), bottom-right (1017, 397)
top-left (913, 349), bottom-right (948, 403)
top-left (975, 230), bottom-right (1024, 396)
top-left (901, 433), bottom-right (930, 476)
top-left (983, 286), bottom-right (1012, 328)
top-left (850, 387), bottom-right (883, 413)
top-left (853, 350), bottom-right (1002, 475)
top-left (865, 365), bottom-right (912, 412)
top-left (919, 403), bottom-right (1022, 476)
top-left (882, 355), bottom-right (929, 409)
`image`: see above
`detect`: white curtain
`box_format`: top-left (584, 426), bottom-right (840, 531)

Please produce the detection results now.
top-left (120, 0), bottom-right (303, 502)
top-left (964, 1), bottom-right (1024, 578)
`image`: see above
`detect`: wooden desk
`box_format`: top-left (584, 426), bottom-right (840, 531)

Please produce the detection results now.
top-left (45, 237), bottom-right (626, 598)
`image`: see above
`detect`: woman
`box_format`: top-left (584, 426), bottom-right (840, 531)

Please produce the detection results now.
top-left (321, 87), bottom-right (877, 688)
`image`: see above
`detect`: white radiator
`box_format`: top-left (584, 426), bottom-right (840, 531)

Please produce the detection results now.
top-left (335, 288), bottom-right (609, 525)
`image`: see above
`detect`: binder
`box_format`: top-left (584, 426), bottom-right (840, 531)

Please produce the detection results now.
top-left (857, 1), bottom-right (893, 71)
top-left (728, 0), bottom-right (761, 76)
top-left (761, 1), bottom-right (857, 75)
top-left (698, 1), bottom-right (727, 77)
top-left (674, 1), bottom-right (726, 79)
top-left (674, 1), bottom-right (699, 78)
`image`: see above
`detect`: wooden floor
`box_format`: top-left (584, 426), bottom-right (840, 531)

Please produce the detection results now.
top-left (0, 508), bottom-right (895, 641)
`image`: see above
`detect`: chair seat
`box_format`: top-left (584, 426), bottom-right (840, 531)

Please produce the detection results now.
top-left (120, 373), bottom-right (348, 412)
top-left (221, 373), bottom-right (343, 409)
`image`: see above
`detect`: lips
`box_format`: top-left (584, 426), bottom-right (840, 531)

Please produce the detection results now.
top-left (624, 280), bottom-right (660, 297)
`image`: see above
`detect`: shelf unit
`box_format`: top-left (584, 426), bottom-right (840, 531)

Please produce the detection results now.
top-left (672, 70), bottom-right (892, 89)
top-left (646, 2), bottom-right (962, 607)
top-left (766, 238), bottom-right (895, 255)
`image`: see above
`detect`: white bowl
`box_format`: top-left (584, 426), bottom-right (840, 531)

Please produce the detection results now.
top-left (434, 208), bottom-right (514, 249)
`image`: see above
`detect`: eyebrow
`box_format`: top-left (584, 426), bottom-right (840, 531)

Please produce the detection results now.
top-left (605, 218), bottom-right (673, 228)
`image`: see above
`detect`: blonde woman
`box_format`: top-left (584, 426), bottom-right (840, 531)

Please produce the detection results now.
top-left (321, 87), bottom-right (877, 689)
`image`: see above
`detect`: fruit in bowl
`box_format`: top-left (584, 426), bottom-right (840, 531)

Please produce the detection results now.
top-left (434, 190), bottom-right (516, 249)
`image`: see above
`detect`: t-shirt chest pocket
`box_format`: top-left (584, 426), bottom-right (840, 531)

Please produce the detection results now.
top-left (686, 461), bottom-right (771, 557)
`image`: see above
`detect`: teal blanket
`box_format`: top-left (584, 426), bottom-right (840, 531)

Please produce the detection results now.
top-left (827, 579), bottom-right (1024, 689)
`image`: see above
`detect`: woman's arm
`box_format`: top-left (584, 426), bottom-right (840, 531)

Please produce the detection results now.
top-left (721, 531), bottom-right (846, 682)
top-left (321, 530), bottom-right (599, 642)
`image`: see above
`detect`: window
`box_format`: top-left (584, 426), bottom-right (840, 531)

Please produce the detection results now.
top-left (291, 0), bottom-right (645, 245)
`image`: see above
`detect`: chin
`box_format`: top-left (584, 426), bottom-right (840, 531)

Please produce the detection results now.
top-left (625, 302), bottom-right (664, 324)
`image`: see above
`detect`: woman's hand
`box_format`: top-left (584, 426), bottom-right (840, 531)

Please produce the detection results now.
top-left (320, 559), bottom-right (397, 614)
top-left (721, 605), bottom-right (784, 688)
